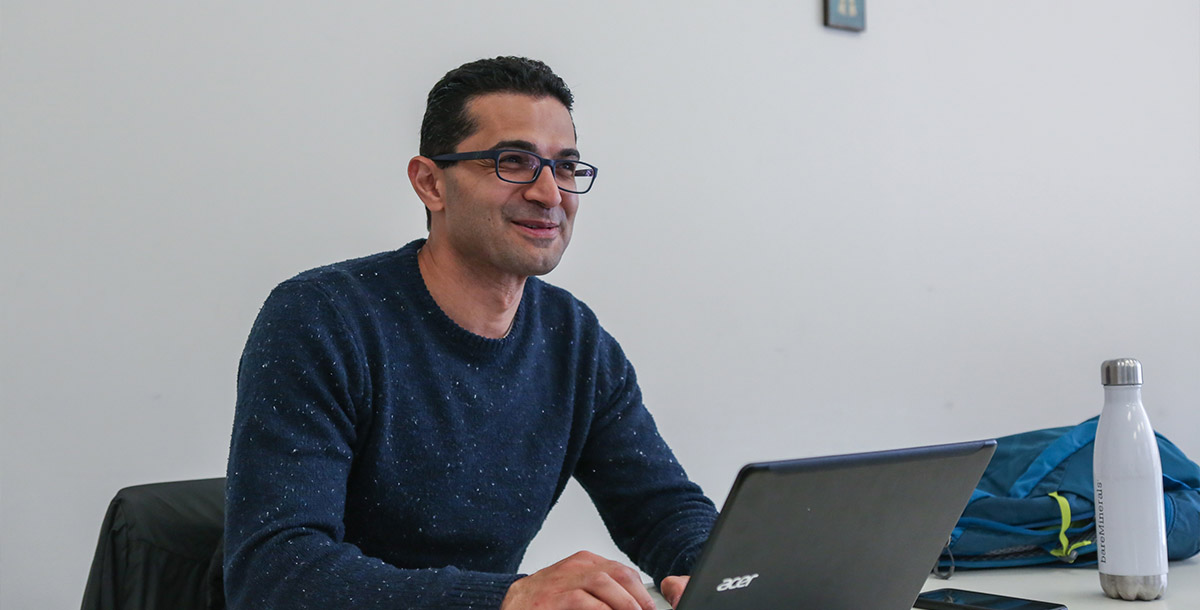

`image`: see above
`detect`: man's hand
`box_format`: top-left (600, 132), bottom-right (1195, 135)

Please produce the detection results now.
top-left (659, 575), bottom-right (690, 609)
top-left (500, 551), bottom-right (656, 610)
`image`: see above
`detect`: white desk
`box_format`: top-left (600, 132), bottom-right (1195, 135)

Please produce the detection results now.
top-left (645, 557), bottom-right (1200, 609)
top-left (919, 556), bottom-right (1200, 609)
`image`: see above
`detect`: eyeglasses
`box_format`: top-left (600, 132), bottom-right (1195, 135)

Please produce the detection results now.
top-left (430, 149), bottom-right (598, 194)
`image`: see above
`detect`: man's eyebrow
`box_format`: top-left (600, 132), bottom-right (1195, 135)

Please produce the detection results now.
top-left (490, 140), bottom-right (537, 152)
top-left (490, 140), bottom-right (581, 159)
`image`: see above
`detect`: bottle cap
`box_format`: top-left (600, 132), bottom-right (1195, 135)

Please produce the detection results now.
top-left (1102, 358), bottom-right (1143, 386)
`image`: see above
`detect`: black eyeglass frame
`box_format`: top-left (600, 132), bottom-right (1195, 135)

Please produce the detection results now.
top-left (429, 149), bottom-right (598, 194)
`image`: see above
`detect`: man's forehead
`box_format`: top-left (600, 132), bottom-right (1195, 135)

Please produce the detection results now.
top-left (488, 139), bottom-right (580, 159)
top-left (461, 93), bottom-right (577, 151)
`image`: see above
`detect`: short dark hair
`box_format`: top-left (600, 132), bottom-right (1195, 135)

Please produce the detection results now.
top-left (418, 57), bottom-right (575, 228)
top-left (421, 56), bottom-right (574, 160)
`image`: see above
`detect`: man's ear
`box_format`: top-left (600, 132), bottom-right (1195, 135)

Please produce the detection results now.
top-left (408, 156), bottom-right (446, 214)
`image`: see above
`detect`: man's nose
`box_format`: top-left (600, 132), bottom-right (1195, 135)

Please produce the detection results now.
top-left (524, 165), bottom-right (563, 208)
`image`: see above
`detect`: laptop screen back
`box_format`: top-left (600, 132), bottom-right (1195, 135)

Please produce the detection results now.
top-left (675, 440), bottom-right (995, 610)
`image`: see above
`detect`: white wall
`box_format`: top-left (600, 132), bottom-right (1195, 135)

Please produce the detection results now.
top-left (3, 1), bottom-right (1198, 608)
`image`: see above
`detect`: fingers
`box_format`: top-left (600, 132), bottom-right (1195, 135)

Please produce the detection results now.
top-left (660, 575), bottom-right (691, 609)
top-left (582, 566), bottom-right (654, 610)
top-left (502, 551), bottom-right (656, 610)
top-left (566, 551), bottom-right (655, 610)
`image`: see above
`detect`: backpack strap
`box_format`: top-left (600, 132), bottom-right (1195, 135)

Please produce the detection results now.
top-left (1047, 491), bottom-right (1093, 562)
top-left (1009, 421), bottom-right (1097, 498)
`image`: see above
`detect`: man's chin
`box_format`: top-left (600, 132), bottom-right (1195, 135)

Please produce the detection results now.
top-left (509, 238), bottom-right (569, 277)
top-left (514, 248), bottom-right (567, 277)
top-left (522, 256), bottom-right (564, 277)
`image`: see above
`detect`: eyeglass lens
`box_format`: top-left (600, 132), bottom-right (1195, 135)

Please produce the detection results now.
top-left (496, 150), bottom-right (595, 193)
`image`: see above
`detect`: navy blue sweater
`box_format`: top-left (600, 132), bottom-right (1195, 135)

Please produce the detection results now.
top-left (225, 240), bottom-right (717, 609)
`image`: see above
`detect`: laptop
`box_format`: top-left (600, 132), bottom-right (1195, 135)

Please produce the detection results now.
top-left (651, 439), bottom-right (996, 610)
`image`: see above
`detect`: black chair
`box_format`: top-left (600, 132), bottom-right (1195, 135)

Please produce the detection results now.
top-left (81, 478), bottom-right (226, 610)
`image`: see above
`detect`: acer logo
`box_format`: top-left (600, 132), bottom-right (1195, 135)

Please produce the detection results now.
top-left (715, 574), bottom-right (759, 592)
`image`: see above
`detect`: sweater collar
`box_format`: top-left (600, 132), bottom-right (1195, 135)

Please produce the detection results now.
top-left (400, 239), bottom-right (533, 356)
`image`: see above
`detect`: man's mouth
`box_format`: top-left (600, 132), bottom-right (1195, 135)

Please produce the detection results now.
top-left (514, 220), bottom-right (558, 230)
top-left (512, 219), bottom-right (561, 239)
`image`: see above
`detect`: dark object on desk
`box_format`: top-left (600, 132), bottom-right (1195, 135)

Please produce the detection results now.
top-left (670, 439), bottom-right (995, 610)
top-left (81, 478), bottom-right (226, 610)
top-left (937, 417), bottom-right (1200, 572)
top-left (915, 588), bottom-right (1066, 610)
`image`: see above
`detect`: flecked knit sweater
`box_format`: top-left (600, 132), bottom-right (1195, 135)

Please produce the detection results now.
top-left (224, 239), bottom-right (717, 609)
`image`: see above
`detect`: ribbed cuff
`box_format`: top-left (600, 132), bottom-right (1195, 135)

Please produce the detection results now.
top-left (441, 570), bottom-right (524, 610)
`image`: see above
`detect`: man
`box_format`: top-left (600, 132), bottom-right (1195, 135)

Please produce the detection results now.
top-left (225, 56), bottom-right (717, 610)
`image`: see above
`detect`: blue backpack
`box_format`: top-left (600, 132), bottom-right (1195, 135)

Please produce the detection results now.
top-left (938, 417), bottom-right (1200, 572)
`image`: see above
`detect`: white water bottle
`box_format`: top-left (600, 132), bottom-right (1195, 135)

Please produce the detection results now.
top-left (1093, 358), bottom-right (1167, 600)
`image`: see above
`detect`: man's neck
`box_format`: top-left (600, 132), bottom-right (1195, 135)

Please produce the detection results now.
top-left (417, 239), bottom-right (525, 339)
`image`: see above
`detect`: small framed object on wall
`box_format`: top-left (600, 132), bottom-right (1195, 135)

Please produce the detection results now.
top-left (824, 0), bottom-right (865, 32)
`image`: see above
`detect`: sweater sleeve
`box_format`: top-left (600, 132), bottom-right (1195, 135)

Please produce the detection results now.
top-left (572, 333), bottom-right (718, 585)
top-left (224, 280), bottom-right (519, 610)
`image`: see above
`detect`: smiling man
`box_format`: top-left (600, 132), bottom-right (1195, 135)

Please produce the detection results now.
top-left (224, 57), bottom-right (717, 610)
